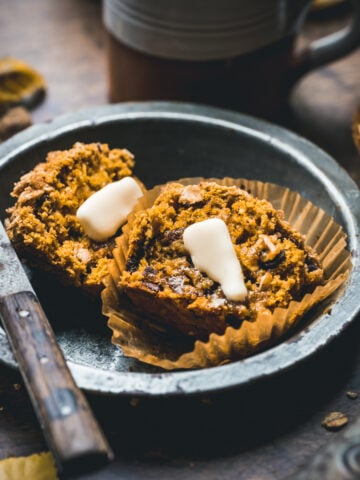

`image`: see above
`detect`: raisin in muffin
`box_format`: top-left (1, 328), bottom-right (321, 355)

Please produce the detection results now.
top-left (119, 181), bottom-right (324, 340)
top-left (5, 142), bottom-right (136, 295)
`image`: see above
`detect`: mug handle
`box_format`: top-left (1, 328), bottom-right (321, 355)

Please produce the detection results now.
top-left (290, 0), bottom-right (360, 82)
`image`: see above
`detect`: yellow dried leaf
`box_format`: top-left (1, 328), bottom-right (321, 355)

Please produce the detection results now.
top-left (0, 57), bottom-right (46, 111)
top-left (0, 452), bottom-right (58, 480)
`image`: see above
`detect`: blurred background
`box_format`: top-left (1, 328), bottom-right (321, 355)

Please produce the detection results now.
top-left (1, 0), bottom-right (360, 180)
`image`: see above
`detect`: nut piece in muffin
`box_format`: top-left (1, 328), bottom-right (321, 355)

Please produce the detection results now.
top-left (119, 181), bottom-right (324, 340)
top-left (5, 142), bottom-right (138, 296)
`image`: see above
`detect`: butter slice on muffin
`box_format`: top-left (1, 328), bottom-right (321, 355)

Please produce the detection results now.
top-left (5, 142), bottom-right (140, 296)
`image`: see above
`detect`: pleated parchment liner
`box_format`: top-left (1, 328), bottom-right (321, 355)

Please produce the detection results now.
top-left (101, 177), bottom-right (352, 370)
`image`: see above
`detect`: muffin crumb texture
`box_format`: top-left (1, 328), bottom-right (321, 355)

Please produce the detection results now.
top-left (120, 181), bottom-right (324, 339)
top-left (5, 142), bottom-right (135, 295)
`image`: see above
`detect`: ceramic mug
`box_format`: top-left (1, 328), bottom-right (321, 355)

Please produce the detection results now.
top-left (103, 0), bottom-right (360, 118)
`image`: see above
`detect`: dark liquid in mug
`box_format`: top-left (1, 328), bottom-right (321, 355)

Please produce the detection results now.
top-left (106, 32), bottom-right (297, 119)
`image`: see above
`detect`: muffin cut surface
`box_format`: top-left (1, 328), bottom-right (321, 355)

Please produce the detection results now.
top-left (5, 142), bottom-right (135, 295)
top-left (120, 181), bottom-right (324, 339)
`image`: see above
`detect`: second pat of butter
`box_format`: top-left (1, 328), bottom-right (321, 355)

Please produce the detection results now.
top-left (76, 176), bottom-right (143, 241)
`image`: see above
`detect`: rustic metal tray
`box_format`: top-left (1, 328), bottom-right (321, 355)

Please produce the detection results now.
top-left (0, 101), bottom-right (359, 396)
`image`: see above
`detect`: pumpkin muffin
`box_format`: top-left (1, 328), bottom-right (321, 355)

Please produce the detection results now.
top-left (119, 181), bottom-right (324, 340)
top-left (5, 142), bottom-right (136, 295)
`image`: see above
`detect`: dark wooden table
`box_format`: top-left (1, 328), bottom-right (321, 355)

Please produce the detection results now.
top-left (1, 1), bottom-right (360, 479)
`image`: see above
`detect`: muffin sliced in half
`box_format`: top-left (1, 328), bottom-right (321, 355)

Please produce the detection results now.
top-left (5, 142), bottom-right (139, 296)
top-left (119, 181), bottom-right (324, 340)
top-left (103, 178), bottom-right (351, 369)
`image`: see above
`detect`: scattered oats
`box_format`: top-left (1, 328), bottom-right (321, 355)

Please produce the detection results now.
top-left (346, 391), bottom-right (358, 400)
top-left (179, 185), bottom-right (203, 204)
top-left (209, 297), bottom-right (226, 308)
top-left (260, 234), bottom-right (277, 253)
top-left (13, 383), bottom-right (21, 391)
top-left (75, 247), bottom-right (92, 264)
top-left (321, 411), bottom-right (349, 431)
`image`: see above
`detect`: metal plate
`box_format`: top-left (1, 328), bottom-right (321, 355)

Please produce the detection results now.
top-left (0, 101), bottom-right (359, 396)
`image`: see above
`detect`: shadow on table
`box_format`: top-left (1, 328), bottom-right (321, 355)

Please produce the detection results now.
top-left (2, 271), bottom-right (360, 479)
top-left (86, 316), bottom-right (360, 461)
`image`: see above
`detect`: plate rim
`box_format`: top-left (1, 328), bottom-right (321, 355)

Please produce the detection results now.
top-left (0, 101), bottom-right (359, 397)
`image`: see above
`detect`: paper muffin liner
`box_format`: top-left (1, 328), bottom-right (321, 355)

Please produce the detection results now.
top-left (101, 177), bottom-right (352, 370)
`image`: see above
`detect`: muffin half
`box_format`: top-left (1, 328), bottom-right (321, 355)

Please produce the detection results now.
top-left (119, 181), bottom-right (324, 340)
top-left (103, 178), bottom-right (351, 369)
top-left (5, 142), bottom-right (137, 295)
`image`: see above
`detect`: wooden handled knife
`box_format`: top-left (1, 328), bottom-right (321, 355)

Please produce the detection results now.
top-left (0, 220), bottom-right (114, 475)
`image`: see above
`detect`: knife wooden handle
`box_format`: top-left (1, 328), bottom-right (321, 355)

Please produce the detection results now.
top-left (0, 291), bottom-right (114, 474)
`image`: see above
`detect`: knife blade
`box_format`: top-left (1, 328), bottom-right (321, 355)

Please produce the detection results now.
top-left (0, 220), bottom-right (113, 474)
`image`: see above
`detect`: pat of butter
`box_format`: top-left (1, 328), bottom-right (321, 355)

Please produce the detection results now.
top-left (183, 218), bottom-right (247, 302)
top-left (76, 177), bottom-right (143, 241)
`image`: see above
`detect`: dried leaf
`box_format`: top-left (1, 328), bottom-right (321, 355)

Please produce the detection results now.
top-left (0, 452), bottom-right (58, 480)
top-left (0, 57), bottom-right (46, 112)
